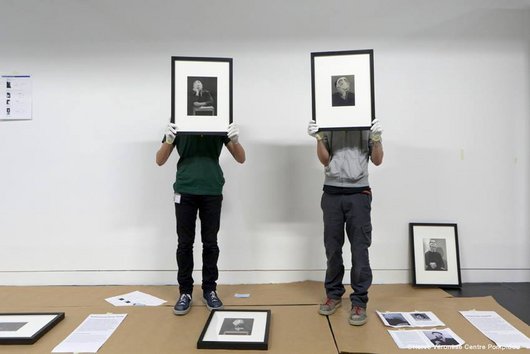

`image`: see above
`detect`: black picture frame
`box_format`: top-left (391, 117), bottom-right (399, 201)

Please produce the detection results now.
top-left (410, 223), bottom-right (462, 288)
top-left (311, 49), bottom-right (375, 131)
top-left (197, 309), bottom-right (271, 350)
top-left (171, 56), bottom-right (233, 135)
top-left (0, 312), bottom-right (65, 345)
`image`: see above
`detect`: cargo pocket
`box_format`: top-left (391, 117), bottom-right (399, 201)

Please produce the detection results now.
top-left (361, 224), bottom-right (372, 247)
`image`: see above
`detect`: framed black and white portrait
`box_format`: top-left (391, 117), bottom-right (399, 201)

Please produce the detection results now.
top-left (197, 310), bottom-right (271, 350)
top-left (311, 49), bottom-right (375, 130)
top-left (0, 312), bottom-right (64, 344)
top-left (171, 56), bottom-right (232, 135)
top-left (410, 223), bottom-right (462, 288)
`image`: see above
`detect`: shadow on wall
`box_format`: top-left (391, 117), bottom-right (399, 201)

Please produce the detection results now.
top-left (222, 142), bottom-right (324, 226)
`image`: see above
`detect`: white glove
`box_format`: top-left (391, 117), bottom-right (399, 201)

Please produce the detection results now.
top-left (227, 123), bottom-right (239, 144)
top-left (370, 118), bottom-right (383, 142)
top-left (164, 123), bottom-right (177, 144)
top-left (307, 120), bottom-right (322, 140)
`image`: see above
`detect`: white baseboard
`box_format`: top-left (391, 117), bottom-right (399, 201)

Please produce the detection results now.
top-left (1, 269), bottom-right (528, 286)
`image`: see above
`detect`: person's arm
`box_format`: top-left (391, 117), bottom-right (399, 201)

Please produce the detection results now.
top-left (370, 141), bottom-right (383, 166)
top-left (156, 142), bottom-right (174, 166)
top-left (308, 121), bottom-right (330, 166)
top-left (316, 137), bottom-right (330, 166)
top-left (370, 118), bottom-right (384, 166)
top-left (156, 123), bottom-right (177, 166)
top-left (226, 123), bottom-right (245, 164)
top-left (226, 141), bottom-right (246, 163)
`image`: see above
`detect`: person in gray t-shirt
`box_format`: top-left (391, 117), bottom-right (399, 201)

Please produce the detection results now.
top-left (308, 118), bottom-right (384, 326)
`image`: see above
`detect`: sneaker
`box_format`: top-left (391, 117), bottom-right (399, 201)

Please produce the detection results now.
top-left (349, 306), bottom-right (367, 326)
top-left (202, 291), bottom-right (224, 311)
top-left (173, 294), bottom-right (192, 315)
top-left (319, 298), bottom-right (342, 315)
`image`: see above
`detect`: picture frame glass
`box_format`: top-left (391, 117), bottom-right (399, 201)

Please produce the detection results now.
top-left (202, 311), bottom-right (268, 343)
top-left (410, 223), bottom-right (461, 288)
top-left (172, 57), bottom-right (232, 134)
top-left (312, 50), bottom-right (374, 130)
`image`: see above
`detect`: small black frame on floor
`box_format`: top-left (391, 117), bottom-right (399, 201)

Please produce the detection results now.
top-left (197, 309), bottom-right (271, 350)
top-left (0, 312), bottom-right (65, 344)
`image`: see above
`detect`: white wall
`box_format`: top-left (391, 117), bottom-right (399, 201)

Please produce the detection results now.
top-left (0, 0), bottom-right (529, 285)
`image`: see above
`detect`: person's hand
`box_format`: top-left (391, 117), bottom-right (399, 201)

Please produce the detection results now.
top-left (370, 118), bottom-right (383, 142)
top-left (227, 123), bottom-right (240, 144)
top-left (429, 262), bottom-right (437, 269)
top-left (308, 120), bottom-right (322, 140)
top-left (164, 123), bottom-right (177, 145)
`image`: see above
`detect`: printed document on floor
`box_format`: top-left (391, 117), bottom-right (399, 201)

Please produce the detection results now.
top-left (105, 290), bottom-right (167, 306)
top-left (461, 311), bottom-right (530, 349)
top-left (52, 313), bottom-right (127, 353)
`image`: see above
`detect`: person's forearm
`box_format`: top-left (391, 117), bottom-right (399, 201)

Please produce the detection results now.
top-left (227, 141), bottom-right (246, 164)
top-left (316, 139), bottom-right (330, 166)
top-left (371, 141), bottom-right (384, 166)
top-left (156, 143), bottom-right (173, 166)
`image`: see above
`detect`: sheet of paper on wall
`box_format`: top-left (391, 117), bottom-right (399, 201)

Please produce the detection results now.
top-left (388, 328), bottom-right (464, 349)
top-left (52, 313), bottom-right (127, 353)
top-left (1, 75), bottom-right (32, 121)
top-left (460, 310), bottom-right (530, 349)
top-left (376, 310), bottom-right (445, 328)
top-left (105, 290), bottom-right (167, 306)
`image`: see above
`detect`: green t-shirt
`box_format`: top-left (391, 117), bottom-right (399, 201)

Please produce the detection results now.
top-left (172, 135), bottom-right (230, 195)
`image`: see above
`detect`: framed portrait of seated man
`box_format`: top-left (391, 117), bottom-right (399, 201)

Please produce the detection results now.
top-left (311, 49), bottom-right (375, 130)
top-left (410, 223), bottom-right (462, 288)
top-left (171, 56), bottom-right (232, 135)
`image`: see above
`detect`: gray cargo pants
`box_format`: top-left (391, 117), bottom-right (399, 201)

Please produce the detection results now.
top-left (321, 192), bottom-right (373, 308)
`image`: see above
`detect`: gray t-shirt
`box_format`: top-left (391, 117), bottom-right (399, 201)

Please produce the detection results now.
top-left (321, 130), bottom-right (371, 188)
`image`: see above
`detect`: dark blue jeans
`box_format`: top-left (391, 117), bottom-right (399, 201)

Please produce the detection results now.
top-left (175, 194), bottom-right (223, 295)
top-left (321, 192), bottom-right (373, 308)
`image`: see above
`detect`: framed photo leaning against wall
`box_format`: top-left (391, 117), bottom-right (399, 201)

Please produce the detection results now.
top-left (410, 223), bottom-right (462, 288)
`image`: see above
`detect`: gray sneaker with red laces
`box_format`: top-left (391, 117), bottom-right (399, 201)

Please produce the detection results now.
top-left (319, 298), bottom-right (342, 315)
top-left (349, 306), bottom-right (367, 326)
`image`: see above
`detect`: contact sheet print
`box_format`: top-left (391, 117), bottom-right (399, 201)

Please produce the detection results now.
top-left (376, 311), bottom-right (445, 328)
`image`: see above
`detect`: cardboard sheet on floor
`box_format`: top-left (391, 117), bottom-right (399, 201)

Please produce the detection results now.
top-left (330, 296), bottom-right (530, 354)
top-left (0, 285), bottom-right (177, 308)
top-left (0, 305), bottom-right (337, 354)
top-left (0, 282), bottom-right (448, 309)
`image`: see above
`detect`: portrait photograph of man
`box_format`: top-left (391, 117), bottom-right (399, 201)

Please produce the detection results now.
top-left (423, 238), bottom-right (447, 271)
top-left (425, 330), bottom-right (460, 346)
top-left (219, 318), bottom-right (254, 336)
top-left (331, 75), bottom-right (355, 107)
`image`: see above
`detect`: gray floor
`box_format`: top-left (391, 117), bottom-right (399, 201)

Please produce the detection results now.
top-left (445, 282), bottom-right (530, 325)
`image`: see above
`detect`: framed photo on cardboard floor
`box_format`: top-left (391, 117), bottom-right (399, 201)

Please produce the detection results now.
top-left (197, 310), bottom-right (271, 350)
top-left (0, 312), bottom-right (65, 344)
top-left (410, 223), bottom-right (462, 288)
top-left (311, 49), bottom-right (375, 130)
top-left (171, 56), bottom-right (232, 135)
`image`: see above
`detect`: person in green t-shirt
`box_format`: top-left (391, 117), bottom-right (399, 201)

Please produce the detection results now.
top-left (156, 122), bottom-right (246, 315)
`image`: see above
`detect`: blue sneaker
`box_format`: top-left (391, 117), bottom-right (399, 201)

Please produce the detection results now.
top-left (173, 294), bottom-right (192, 315)
top-left (202, 291), bottom-right (224, 311)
